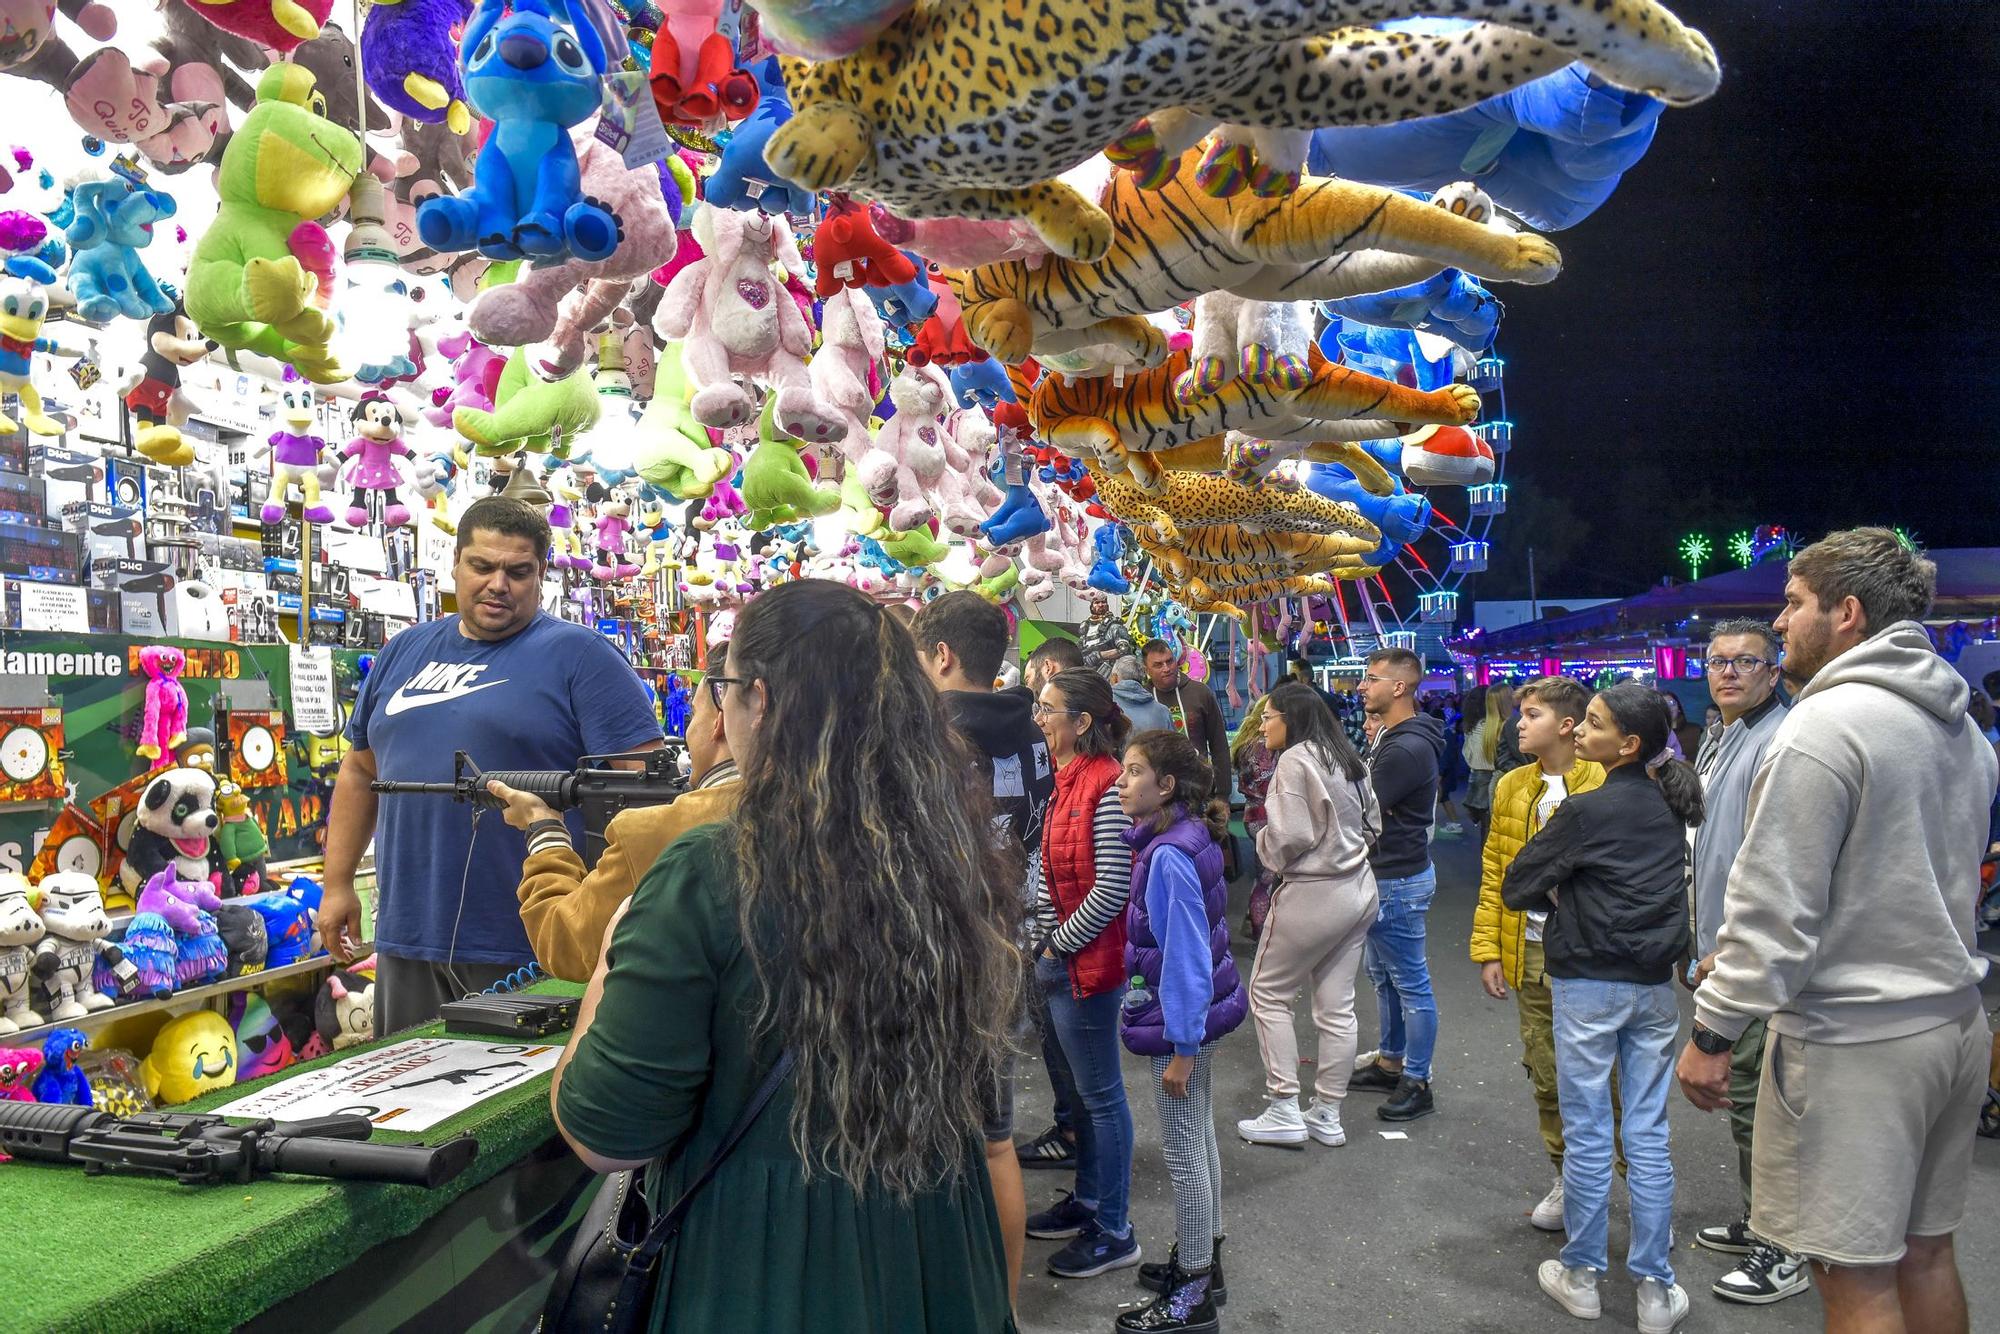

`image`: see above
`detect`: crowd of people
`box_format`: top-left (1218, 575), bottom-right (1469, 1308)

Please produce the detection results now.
top-left (329, 504), bottom-right (1994, 1334)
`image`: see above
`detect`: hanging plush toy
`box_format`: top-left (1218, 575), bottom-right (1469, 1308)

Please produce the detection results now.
top-left (177, 0), bottom-right (333, 53)
top-left (648, 0), bottom-right (759, 127)
top-left (634, 341), bottom-right (735, 499)
top-left (0, 872), bottom-right (44, 1036)
top-left (740, 394), bottom-right (841, 531)
top-left (362, 0), bottom-right (474, 133)
top-left (263, 374), bottom-right (335, 523)
top-left (60, 47), bottom-right (230, 175)
top-left (124, 298), bottom-right (214, 466)
top-left (184, 63), bottom-right (362, 383)
top-left (0, 254), bottom-right (80, 435)
top-left (340, 393), bottom-right (417, 527)
top-left (453, 345), bottom-right (600, 457)
top-left (31, 872), bottom-right (138, 1021)
top-left (587, 483), bottom-right (639, 579)
top-left (704, 56), bottom-right (814, 215)
top-left (134, 644), bottom-right (189, 768)
top-left (61, 163), bottom-right (178, 324)
top-left (417, 0), bottom-right (619, 264)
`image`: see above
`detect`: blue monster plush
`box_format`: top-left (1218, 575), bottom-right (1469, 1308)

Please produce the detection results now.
top-left (63, 166), bottom-right (179, 324)
top-left (31, 1028), bottom-right (92, 1106)
top-left (866, 256), bottom-right (937, 331)
top-left (947, 358), bottom-right (1011, 412)
top-left (663, 673), bottom-right (692, 737)
top-left (1321, 268), bottom-right (1500, 353)
top-left (1305, 462), bottom-right (1433, 568)
top-left (1088, 522), bottom-right (1133, 595)
top-left (705, 57), bottom-right (815, 215)
top-left (417, 0), bottom-right (620, 263)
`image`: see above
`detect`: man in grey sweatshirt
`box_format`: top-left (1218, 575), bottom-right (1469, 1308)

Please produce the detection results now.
top-left (1684, 618), bottom-right (1804, 1306)
top-left (1680, 529), bottom-right (1996, 1334)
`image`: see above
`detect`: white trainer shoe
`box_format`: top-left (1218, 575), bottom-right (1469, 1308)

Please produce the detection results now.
top-left (1636, 1277), bottom-right (1691, 1333)
top-left (1537, 1260), bottom-right (1601, 1320)
top-left (1237, 1097), bottom-right (1308, 1147)
top-left (1301, 1100), bottom-right (1346, 1146)
top-left (1354, 1049), bottom-right (1381, 1071)
top-left (1531, 1176), bottom-right (1566, 1231)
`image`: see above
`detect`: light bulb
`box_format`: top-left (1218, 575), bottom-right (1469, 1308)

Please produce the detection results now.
top-left (810, 512), bottom-right (851, 551)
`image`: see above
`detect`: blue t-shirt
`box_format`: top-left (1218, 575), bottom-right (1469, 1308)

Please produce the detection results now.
top-left (347, 614), bottom-right (663, 964)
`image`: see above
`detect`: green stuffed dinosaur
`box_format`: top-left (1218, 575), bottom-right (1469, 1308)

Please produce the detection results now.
top-left (836, 458), bottom-right (946, 564)
top-left (635, 341), bottom-right (735, 499)
top-left (454, 346), bottom-right (601, 458)
top-left (740, 395), bottom-right (840, 531)
top-left (185, 64), bottom-right (363, 384)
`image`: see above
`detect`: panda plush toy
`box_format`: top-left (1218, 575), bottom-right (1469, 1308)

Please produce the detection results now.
top-left (121, 767), bottom-right (221, 894)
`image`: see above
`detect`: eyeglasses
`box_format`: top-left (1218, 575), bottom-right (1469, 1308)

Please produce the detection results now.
top-left (705, 674), bottom-right (747, 708)
top-left (1032, 701), bottom-right (1079, 719)
top-left (1703, 656), bottom-right (1774, 676)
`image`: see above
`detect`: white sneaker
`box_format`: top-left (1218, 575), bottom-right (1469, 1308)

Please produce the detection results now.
top-left (1354, 1048), bottom-right (1381, 1071)
top-left (1302, 1100), bottom-right (1346, 1146)
top-left (1713, 1242), bottom-right (1811, 1305)
top-left (1635, 1277), bottom-right (1690, 1333)
top-left (1537, 1260), bottom-right (1601, 1320)
top-left (1237, 1097), bottom-right (1308, 1147)
top-left (1531, 1176), bottom-right (1566, 1231)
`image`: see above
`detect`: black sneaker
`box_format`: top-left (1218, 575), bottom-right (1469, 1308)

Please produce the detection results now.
top-left (1116, 1262), bottom-right (1219, 1333)
top-left (1047, 1221), bottom-right (1141, 1279)
top-left (1713, 1242), bottom-right (1812, 1305)
top-left (1348, 1061), bottom-right (1404, 1094)
top-left (1694, 1216), bottom-right (1756, 1256)
top-left (1015, 1123), bottom-right (1078, 1171)
top-left (1139, 1236), bottom-right (1228, 1306)
top-left (1025, 1189), bottom-right (1096, 1239)
top-left (1377, 1075), bottom-right (1435, 1122)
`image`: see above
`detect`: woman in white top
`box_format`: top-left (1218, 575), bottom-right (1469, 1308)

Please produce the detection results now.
top-left (1236, 681), bottom-right (1382, 1149)
top-left (1463, 684), bottom-right (1511, 843)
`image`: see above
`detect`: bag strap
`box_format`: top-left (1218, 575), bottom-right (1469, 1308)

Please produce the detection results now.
top-left (632, 1048), bottom-right (795, 1265)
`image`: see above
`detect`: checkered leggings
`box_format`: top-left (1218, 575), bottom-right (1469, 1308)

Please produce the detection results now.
top-left (1150, 1046), bottom-right (1222, 1270)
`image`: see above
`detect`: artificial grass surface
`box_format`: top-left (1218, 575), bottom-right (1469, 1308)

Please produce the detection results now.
top-left (8, 981), bottom-right (585, 1334)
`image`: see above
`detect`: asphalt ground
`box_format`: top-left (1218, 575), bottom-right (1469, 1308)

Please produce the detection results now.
top-left (1012, 830), bottom-right (2000, 1334)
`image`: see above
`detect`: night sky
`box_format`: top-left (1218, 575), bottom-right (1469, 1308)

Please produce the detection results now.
top-left (1459, 0), bottom-right (1998, 605)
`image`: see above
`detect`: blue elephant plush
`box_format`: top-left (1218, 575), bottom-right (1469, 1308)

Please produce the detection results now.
top-left (63, 167), bottom-right (178, 324)
top-left (417, 0), bottom-right (621, 263)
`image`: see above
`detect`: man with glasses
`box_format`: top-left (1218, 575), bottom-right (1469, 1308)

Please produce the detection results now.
top-left (1682, 619), bottom-right (1805, 1306)
top-left (494, 644), bottom-right (740, 982)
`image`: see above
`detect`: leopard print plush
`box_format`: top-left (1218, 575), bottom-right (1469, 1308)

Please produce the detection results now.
top-left (763, 0), bottom-right (1719, 261)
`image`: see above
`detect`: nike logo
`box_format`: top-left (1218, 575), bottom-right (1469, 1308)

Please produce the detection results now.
top-left (384, 662), bottom-right (510, 716)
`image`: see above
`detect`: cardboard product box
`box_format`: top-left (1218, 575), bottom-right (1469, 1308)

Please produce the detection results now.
top-left (104, 455), bottom-right (151, 509)
top-left (0, 467), bottom-right (42, 518)
top-left (60, 502), bottom-right (144, 565)
top-left (92, 557), bottom-right (177, 636)
top-left (0, 578), bottom-right (119, 632)
top-left (0, 516), bottom-right (84, 583)
top-left (0, 429), bottom-right (25, 472)
top-left (28, 445), bottom-right (106, 513)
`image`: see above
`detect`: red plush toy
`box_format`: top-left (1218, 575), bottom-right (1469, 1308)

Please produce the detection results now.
top-left (811, 199), bottom-right (916, 299)
top-left (174, 0), bottom-right (334, 54)
top-left (905, 279), bottom-right (988, 368)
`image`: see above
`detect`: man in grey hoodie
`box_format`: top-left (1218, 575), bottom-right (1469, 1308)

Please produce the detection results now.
top-left (1109, 655), bottom-right (1175, 733)
top-left (1684, 617), bottom-right (1806, 1306)
top-left (1681, 529), bottom-right (1996, 1334)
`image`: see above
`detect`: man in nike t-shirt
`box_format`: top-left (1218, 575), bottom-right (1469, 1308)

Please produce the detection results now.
top-left (323, 498), bottom-right (662, 1035)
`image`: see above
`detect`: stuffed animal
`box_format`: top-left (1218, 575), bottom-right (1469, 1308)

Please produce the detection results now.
top-left (30, 1027), bottom-right (90, 1105)
top-left (215, 903), bottom-right (268, 976)
top-left (98, 910), bottom-right (174, 1001)
top-left (230, 992), bottom-right (297, 1081)
top-left (653, 205), bottom-right (844, 443)
top-left (262, 375), bottom-right (333, 523)
top-left (31, 872), bottom-right (138, 1020)
top-left (0, 255), bottom-right (80, 435)
top-left (467, 129), bottom-right (687, 371)
top-left (1176, 293), bottom-right (1313, 407)
top-left (932, 407), bottom-right (1003, 540)
top-left (737, 0), bottom-right (912, 61)
top-left (1399, 423), bottom-right (1496, 488)
top-left (633, 341), bottom-right (735, 499)
top-left (185, 63), bottom-right (362, 383)
top-left (1304, 461), bottom-right (1432, 567)
top-left (0, 1046), bottom-right (40, 1105)
top-left (809, 284), bottom-right (888, 464)
top-left (704, 56), bottom-right (815, 215)
top-left (61, 166), bottom-right (178, 324)
top-left (453, 345), bottom-right (600, 457)
top-left (236, 888), bottom-right (315, 968)
top-left (1089, 521), bottom-right (1133, 595)
top-left (124, 299), bottom-right (215, 466)
top-left (648, 0), bottom-right (759, 127)
top-left (425, 329), bottom-right (507, 427)
top-left (362, 0), bottom-right (474, 133)
top-left (0, 1), bottom-right (114, 71)
top-left (314, 964), bottom-right (375, 1050)
top-left (762, 2), bottom-right (1718, 260)
top-left (812, 198), bottom-right (918, 299)
top-left (905, 278), bottom-right (986, 369)
top-left (340, 393), bottom-right (417, 527)
top-left (134, 645), bottom-right (190, 767)
top-left (138, 1008), bottom-right (237, 1105)
top-left (120, 765), bottom-right (220, 893)
top-left (1322, 266), bottom-right (1501, 353)
top-left (134, 867), bottom-right (227, 988)
top-left (0, 872), bottom-right (44, 1035)
top-left (857, 361), bottom-right (951, 533)
top-left (179, 0), bottom-right (333, 51)
top-left (417, 0), bottom-right (619, 264)
top-left (214, 782), bottom-right (268, 896)
top-left (587, 483), bottom-right (639, 579)
top-left (740, 395), bottom-right (840, 532)
top-left (62, 46), bottom-right (230, 174)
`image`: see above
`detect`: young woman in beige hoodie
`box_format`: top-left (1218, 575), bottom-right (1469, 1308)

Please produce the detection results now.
top-left (1237, 682), bottom-right (1382, 1148)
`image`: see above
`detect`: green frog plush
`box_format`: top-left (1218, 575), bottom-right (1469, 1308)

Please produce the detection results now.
top-left (454, 345), bottom-right (601, 458)
top-left (186, 63), bottom-right (362, 384)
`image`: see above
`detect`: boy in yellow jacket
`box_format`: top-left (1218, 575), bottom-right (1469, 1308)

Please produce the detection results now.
top-left (1471, 677), bottom-right (1606, 1230)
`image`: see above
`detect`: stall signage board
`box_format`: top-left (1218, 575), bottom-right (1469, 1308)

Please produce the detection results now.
top-left (212, 1037), bottom-right (563, 1131)
top-left (288, 644), bottom-right (337, 735)
top-left (18, 582), bottom-right (88, 632)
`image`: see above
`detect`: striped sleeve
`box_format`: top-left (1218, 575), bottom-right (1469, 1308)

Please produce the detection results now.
top-left (1050, 786), bottom-right (1135, 956)
top-left (1035, 853), bottom-right (1060, 943)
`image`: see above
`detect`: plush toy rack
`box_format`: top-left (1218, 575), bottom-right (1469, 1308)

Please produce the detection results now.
top-left (3, 950), bottom-right (341, 1048)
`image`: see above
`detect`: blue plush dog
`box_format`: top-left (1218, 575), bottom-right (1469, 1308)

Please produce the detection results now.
top-left (64, 167), bottom-right (178, 324)
top-left (417, 0), bottom-right (620, 263)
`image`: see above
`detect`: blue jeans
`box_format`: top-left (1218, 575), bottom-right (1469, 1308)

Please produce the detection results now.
top-left (1029, 957), bottom-right (1077, 1136)
top-left (1551, 976), bottom-right (1679, 1283)
top-left (1363, 864), bottom-right (1439, 1081)
top-left (1037, 954), bottom-right (1134, 1236)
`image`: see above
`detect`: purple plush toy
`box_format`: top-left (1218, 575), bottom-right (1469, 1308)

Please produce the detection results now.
top-left (361, 0), bottom-right (473, 133)
top-left (135, 868), bottom-right (227, 989)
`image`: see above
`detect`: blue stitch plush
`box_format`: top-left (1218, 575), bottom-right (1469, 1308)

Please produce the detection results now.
top-left (63, 168), bottom-right (178, 324)
top-left (704, 57), bottom-right (814, 216)
top-left (1088, 522), bottom-right (1133, 595)
top-left (417, 0), bottom-right (621, 264)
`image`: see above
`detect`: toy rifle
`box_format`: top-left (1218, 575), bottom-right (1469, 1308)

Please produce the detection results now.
top-left (371, 747), bottom-right (688, 869)
top-left (0, 1101), bottom-right (478, 1188)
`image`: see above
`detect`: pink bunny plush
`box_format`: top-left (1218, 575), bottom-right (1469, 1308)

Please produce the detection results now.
top-left (857, 362), bottom-right (952, 534)
top-left (808, 284), bottom-right (888, 465)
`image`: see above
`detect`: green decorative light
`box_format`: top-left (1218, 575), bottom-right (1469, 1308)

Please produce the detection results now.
top-left (1894, 527), bottom-right (1920, 552)
top-left (1679, 533), bottom-right (1712, 581)
top-left (1728, 532), bottom-right (1754, 568)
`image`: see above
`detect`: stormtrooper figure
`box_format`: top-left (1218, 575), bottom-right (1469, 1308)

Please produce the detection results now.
top-left (0, 873), bottom-right (45, 1034)
top-left (33, 872), bottom-right (136, 1021)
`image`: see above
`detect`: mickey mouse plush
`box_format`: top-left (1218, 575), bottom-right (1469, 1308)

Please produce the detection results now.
top-left (120, 766), bottom-right (220, 895)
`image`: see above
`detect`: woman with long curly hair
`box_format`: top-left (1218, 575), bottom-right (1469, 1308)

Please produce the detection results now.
top-left (552, 579), bottom-right (1021, 1333)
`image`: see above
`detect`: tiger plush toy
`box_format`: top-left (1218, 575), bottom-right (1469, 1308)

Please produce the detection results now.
top-left (762, 0), bottom-right (1719, 261)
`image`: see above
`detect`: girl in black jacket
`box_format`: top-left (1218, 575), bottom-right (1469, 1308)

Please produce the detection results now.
top-left (1501, 683), bottom-right (1702, 1334)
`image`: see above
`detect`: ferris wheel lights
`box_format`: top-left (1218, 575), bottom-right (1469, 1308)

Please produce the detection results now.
top-left (1468, 483), bottom-right (1509, 516)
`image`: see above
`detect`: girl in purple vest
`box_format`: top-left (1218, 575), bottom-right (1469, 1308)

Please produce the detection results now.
top-left (1116, 729), bottom-right (1249, 1334)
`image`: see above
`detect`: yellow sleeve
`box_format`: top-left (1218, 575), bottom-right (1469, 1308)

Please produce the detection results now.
top-left (517, 824), bottom-right (650, 983)
top-left (1469, 770), bottom-right (1515, 964)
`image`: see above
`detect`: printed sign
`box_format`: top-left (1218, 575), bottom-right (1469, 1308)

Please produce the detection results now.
top-left (288, 645), bottom-right (338, 736)
top-left (211, 1037), bottom-right (563, 1131)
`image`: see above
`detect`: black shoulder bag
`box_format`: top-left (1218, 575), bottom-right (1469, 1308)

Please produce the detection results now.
top-left (540, 1050), bottom-right (796, 1333)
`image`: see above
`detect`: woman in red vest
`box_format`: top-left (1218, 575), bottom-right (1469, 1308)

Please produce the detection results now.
top-left (1027, 667), bottom-right (1142, 1280)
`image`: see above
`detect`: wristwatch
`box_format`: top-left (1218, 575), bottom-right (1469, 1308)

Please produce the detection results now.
top-left (1690, 1022), bottom-right (1733, 1055)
